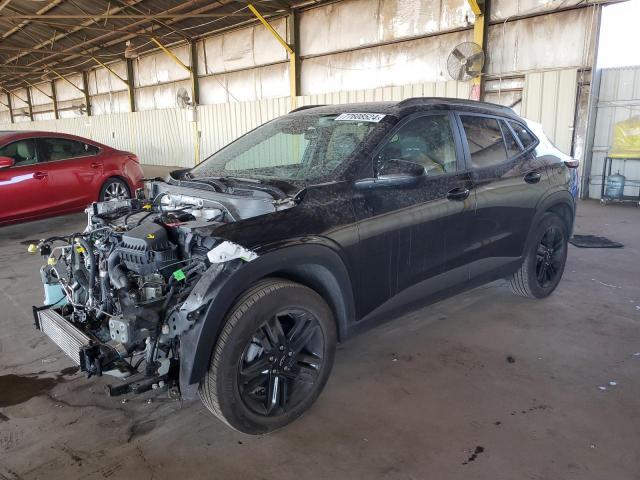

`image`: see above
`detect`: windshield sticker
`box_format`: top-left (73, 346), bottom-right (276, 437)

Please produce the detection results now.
top-left (335, 113), bottom-right (386, 123)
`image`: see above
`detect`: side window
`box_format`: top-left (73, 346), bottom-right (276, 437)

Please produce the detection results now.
top-left (0, 139), bottom-right (38, 166)
top-left (86, 144), bottom-right (100, 155)
top-left (500, 121), bottom-right (522, 158)
top-left (40, 138), bottom-right (97, 162)
top-left (509, 121), bottom-right (537, 150)
top-left (376, 114), bottom-right (457, 176)
top-left (460, 115), bottom-right (509, 168)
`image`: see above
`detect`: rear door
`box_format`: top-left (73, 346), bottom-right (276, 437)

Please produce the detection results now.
top-left (0, 138), bottom-right (52, 223)
top-left (351, 112), bottom-right (476, 318)
top-left (37, 137), bottom-right (103, 211)
top-left (457, 113), bottom-right (549, 278)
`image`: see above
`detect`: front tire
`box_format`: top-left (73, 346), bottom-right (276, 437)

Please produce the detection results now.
top-left (510, 212), bottom-right (568, 299)
top-left (199, 278), bottom-right (337, 434)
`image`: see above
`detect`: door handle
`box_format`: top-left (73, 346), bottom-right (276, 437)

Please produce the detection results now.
top-left (90, 162), bottom-right (101, 169)
top-left (447, 187), bottom-right (470, 201)
top-left (33, 171), bottom-right (48, 180)
top-left (524, 171), bottom-right (542, 184)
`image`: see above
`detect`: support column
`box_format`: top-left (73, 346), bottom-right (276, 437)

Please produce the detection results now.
top-left (288, 8), bottom-right (301, 100)
top-left (82, 71), bottom-right (92, 116)
top-left (25, 87), bottom-right (34, 121)
top-left (126, 58), bottom-right (136, 112)
top-left (189, 41), bottom-right (200, 106)
top-left (6, 92), bottom-right (14, 124)
top-left (51, 81), bottom-right (59, 119)
top-left (467, 0), bottom-right (490, 101)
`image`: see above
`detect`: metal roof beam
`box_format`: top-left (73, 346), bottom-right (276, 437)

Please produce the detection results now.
top-left (2, 13), bottom-right (251, 19)
top-left (11, 0), bottom-right (235, 77)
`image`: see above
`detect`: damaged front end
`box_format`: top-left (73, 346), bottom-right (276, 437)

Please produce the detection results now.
top-left (31, 177), bottom-right (290, 398)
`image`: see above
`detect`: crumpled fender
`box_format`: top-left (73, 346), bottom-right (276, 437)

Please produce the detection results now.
top-left (177, 242), bottom-right (355, 399)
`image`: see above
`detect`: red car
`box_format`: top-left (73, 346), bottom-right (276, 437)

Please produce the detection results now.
top-left (0, 131), bottom-right (144, 226)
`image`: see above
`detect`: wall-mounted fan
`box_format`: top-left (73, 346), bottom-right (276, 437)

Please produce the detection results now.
top-left (447, 42), bottom-right (485, 81)
top-left (73, 104), bottom-right (87, 116)
top-left (176, 87), bottom-right (194, 109)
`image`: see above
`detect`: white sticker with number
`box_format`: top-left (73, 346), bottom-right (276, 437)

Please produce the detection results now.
top-left (335, 113), bottom-right (386, 123)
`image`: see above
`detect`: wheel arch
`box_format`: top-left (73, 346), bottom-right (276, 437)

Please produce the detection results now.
top-left (180, 242), bottom-right (356, 393)
top-left (527, 190), bottom-right (576, 252)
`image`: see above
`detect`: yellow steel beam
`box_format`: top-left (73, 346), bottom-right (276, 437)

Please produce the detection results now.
top-left (469, 0), bottom-right (486, 95)
top-left (49, 69), bottom-right (86, 95)
top-left (24, 80), bottom-right (53, 100)
top-left (151, 37), bottom-right (191, 73)
top-left (467, 0), bottom-right (482, 16)
top-left (247, 3), bottom-right (297, 107)
top-left (247, 4), bottom-right (293, 55)
top-left (91, 57), bottom-right (129, 87)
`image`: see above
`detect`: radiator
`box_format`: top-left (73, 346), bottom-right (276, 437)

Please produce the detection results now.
top-left (37, 309), bottom-right (91, 365)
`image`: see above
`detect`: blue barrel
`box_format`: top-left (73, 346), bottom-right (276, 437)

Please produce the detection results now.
top-left (605, 173), bottom-right (626, 199)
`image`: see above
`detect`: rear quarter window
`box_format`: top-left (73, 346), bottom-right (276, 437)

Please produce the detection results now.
top-left (509, 121), bottom-right (537, 150)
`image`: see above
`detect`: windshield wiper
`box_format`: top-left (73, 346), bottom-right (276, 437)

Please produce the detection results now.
top-left (192, 175), bottom-right (288, 200)
top-left (224, 177), bottom-right (287, 200)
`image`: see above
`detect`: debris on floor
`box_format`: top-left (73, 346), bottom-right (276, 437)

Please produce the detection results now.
top-left (462, 446), bottom-right (485, 465)
top-left (591, 278), bottom-right (622, 289)
top-left (506, 355), bottom-right (516, 363)
top-left (569, 235), bottom-right (624, 248)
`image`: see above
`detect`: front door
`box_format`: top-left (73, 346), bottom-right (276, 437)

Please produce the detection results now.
top-left (351, 112), bottom-right (476, 319)
top-left (0, 138), bottom-right (51, 223)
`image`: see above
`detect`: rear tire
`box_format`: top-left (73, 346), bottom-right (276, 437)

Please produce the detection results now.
top-left (99, 178), bottom-right (130, 202)
top-left (199, 278), bottom-right (337, 434)
top-left (510, 212), bottom-right (568, 299)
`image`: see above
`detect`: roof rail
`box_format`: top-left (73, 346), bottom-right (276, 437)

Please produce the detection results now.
top-left (396, 97), bottom-right (515, 113)
top-left (289, 104), bottom-right (326, 113)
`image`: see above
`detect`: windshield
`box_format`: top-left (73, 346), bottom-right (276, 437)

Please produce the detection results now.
top-left (190, 113), bottom-right (382, 182)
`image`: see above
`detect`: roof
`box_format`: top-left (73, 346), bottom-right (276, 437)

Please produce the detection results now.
top-left (0, 1), bottom-right (333, 91)
top-left (289, 98), bottom-right (520, 120)
top-left (0, 129), bottom-right (110, 148)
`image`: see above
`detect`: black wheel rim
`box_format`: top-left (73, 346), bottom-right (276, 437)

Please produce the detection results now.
top-left (237, 309), bottom-right (324, 417)
top-left (535, 226), bottom-right (565, 289)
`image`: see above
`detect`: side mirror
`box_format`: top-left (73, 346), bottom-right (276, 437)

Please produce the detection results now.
top-left (355, 159), bottom-right (425, 189)
top-left (0, 156), bottom-right (15, 169)
top-left (377, 158), bottom-right (426, 178)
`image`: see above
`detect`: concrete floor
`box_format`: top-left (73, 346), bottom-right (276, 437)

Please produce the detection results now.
top-left (1, 199), bottom-right (639, 480)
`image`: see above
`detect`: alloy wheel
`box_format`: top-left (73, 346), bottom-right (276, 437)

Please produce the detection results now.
top-left (103, 182), bottom-right (128, 201)
top-left (238, 309), bottom-right (325, 416)
top-left (535, 225), bottom-right (565, 288)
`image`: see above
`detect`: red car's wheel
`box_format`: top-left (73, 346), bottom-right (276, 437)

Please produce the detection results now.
top-left (99, 178), bottom-right (130, 202)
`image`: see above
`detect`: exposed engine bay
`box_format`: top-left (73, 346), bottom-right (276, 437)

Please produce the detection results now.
top-left (32, 176), bottom-right (296, 397)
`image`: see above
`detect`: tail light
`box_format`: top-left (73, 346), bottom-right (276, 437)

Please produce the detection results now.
top-left (564, 159), bottom-right (579, 169)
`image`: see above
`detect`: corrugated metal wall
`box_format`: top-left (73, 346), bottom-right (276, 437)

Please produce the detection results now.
top-left (522, 69), bottom-right (578, 155)
top-left (588, 66), bottom-right (640, 199)
top-left (0, 80), bottom-right (469, 168)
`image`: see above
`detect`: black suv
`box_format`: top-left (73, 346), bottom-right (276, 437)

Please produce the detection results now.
top-left (33, 98), bottom-right (578, 434)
